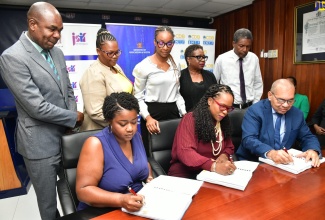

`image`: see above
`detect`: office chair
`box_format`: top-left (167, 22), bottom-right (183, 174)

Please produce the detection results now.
top-left (147, 118), bottom-right (181, 176)
top-left (57, 129), bottom-right (100, 216)
top-left (228, 110), bottom-right (246, 160)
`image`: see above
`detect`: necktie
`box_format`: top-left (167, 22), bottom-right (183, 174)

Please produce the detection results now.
top-left (41, 50), bottom-right (60, 81)
top-left (239, 58), bottom-right (246, 103)
top-left (274, 113), bottom-right (283, 150)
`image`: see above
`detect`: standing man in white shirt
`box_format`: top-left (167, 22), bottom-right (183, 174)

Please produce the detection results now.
top-left (213, 28), bottom-right (263, 109)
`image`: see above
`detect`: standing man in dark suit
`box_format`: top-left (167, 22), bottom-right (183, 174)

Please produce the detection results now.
top-left (236, 79), bottom-right (320, 167)
top-left (0, 2), bottom-right (83, 219)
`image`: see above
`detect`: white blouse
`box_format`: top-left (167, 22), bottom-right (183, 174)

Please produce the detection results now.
top-left (133, 56), bottom-right (186, 119)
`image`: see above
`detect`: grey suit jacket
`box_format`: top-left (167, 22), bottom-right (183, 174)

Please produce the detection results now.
top-left (0, 32), bottom-right (77, 159)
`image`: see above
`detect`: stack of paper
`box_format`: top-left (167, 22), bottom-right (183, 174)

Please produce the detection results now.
top-left (196, 160), bottom-right (259, 191)
top-left (122, 175), bottom-right (203, 220)
top-left (259, 148), bottom-right (325, 174)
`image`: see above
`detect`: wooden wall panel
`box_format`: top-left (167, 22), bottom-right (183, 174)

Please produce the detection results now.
top-left (212, 0), bottom-right (325, 121)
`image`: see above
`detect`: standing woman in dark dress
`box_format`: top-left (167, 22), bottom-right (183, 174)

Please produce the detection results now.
top-left (180, 44), bottom-right (217, 112)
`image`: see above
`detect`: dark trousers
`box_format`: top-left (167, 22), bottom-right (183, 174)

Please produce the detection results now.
top-left (141, 102), bottom-right (180, 156)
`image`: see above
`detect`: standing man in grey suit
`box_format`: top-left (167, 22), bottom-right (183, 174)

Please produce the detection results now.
top-left (0, 2), bottom-right (83, 219)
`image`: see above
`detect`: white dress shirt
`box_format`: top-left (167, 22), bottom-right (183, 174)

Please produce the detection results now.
top-left (133, 56), bottom-right (186, 119)
top-left (213, 49), bottom-right (263, 104)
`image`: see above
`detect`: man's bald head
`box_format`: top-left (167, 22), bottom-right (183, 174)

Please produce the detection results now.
top-left (26, 2), bottom-right (63, 50)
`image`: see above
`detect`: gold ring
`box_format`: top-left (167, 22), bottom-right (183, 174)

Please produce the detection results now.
top-left (229, 169), bottom-right (233, 173)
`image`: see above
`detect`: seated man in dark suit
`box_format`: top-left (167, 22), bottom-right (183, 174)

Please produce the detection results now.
top-left (236, 79), bottom-right (321, 167)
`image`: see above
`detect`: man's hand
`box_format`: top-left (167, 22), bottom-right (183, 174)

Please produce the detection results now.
top-left (266, 149), bottom-right (294, 164)
top-left (296, 149), bottom-right (320, 167)
top-left (75, 111), bottom-right (84, 127)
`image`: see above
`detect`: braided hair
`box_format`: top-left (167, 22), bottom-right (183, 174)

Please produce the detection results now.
top-left (102, 92), bottom-right (139, 122)
top-left (193, 84), bottom-right (234, 142)
top-left (96, 28), bottom-right (117, 48)
top-left (154, 25), bottom-right (179, 84)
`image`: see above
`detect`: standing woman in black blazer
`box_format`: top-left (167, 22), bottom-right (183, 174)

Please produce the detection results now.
top-left (180, 44), bottom-right (218, 112)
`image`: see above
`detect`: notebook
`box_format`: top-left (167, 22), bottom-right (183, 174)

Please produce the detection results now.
top-left (121, 175), bottom-right (203, 220)
top-left (196, 160), bottom-right (259, 191)
top-left (259, 148), bottom-right (325, 174)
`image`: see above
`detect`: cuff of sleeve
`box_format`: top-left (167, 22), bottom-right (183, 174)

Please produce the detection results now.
top-left (141, 112), bottom-right (150, 120)
top-left (264, 150), bottom-right (270, 159)
top-left (202, 160), bottom-right (214, 171)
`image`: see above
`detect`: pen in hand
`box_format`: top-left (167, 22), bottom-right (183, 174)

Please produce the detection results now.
top-left (128, 186), bottom-right (144, 204)
top-left (282, 146), bottom-right (288, 154)
top-left (229, 155), bottom-right (234, 163)
top-left (282, 147), bottom-right (294, 165)
top-left (128, 186), bottom-right (137, 196)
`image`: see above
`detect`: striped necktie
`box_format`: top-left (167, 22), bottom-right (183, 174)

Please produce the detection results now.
top-left (41, 50), bottom-right (60, 81)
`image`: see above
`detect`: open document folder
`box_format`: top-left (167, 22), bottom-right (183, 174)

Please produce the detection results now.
top-left (259, 148), bottom-right (325, 174)
top-left (196, 160), bottom-right (259, 191)
top-left (122, 175), bottom-right (203, 220)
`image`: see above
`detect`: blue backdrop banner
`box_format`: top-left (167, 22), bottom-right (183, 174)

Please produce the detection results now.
top-left (106, 24), bottom-right (156, 82)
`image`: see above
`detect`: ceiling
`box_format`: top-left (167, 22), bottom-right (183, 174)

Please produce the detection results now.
top-left (0, 0), bottom-right (253, 19)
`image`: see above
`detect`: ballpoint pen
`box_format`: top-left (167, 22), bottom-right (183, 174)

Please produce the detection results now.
top-left (282, 146), bottom-right (288, 154)
top-left (282, 147), bottom-right (294, 165)
top-left (128, 186), bottom-right (144, 204)
top-left (229, 155), bottom-right (234, 163)
top-left (128, 186), bottom-right (137, 196)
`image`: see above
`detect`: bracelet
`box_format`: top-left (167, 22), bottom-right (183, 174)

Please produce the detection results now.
top-left (211, 162), bottom-right (216, 172)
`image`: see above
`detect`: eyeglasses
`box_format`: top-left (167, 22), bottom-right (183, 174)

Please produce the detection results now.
top-left (213, 98), bottom-right (234, 112)
top-left (99, 48), bottom-right (122, 58)
top-left (189, 56), bottom-right (208, 61)
top-left (271, 92), bottom-right (295, 105)
top-left (155, 40), bottom-right (175, 48)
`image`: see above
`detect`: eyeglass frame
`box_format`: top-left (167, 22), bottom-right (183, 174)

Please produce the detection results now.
top-left (270, 91), bottom-right (295, 105)
top-left (155, 40), bottom-right (175, 48)
top-left (189, 55), bottom-right (208, 61)
top-left (99, 48), bottom-right (122, 58)
top-left (212, 98), bottom-right (234, 113)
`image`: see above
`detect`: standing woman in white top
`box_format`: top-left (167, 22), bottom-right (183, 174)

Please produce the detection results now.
top-left (79, 28), bottom-right (133, 131)
top-left (133, 26), bottom-right (186, 154)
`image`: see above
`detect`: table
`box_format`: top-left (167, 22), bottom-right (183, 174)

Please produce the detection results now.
top-left (59, 163), bottom-right (325, 220)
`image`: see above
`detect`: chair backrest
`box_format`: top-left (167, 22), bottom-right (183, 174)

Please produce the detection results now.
top-left (58, 129), bottom-right (100, 215)
top-left (148, 118), bottom-right (181, 174)
top-left (228, 110), bottom-right (246, 152)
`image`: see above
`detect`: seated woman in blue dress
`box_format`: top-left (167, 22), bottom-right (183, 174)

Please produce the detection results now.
top-left (76, 92), bottom-right (153, 212)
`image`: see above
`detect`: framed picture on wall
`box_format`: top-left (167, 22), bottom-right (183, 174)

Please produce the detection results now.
top-left (294, 1), bottom-right (325, 64)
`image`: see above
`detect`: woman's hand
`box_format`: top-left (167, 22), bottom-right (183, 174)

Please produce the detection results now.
top-left (314, 124), bottom-right (325, 135)
top-left (215, 160), bottom-right (237, 175)
top-left (215, 153), bottom-right (228, 163)
top-left (145, 116), bottom-right (160, 134)
top-left (120, 193), bottom-right (145, 212)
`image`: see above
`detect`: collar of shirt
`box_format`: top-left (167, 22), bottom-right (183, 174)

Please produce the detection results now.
top-left (24, 31), bottom-right (43, 54)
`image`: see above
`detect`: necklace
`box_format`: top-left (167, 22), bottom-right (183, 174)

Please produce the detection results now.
top-left (211, 121), bottom-right (223, 156)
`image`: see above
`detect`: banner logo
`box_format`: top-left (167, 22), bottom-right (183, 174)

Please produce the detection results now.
top-left (180, 50), bottom-right (185, 59)
top-left (203, 35), bottom-right (214, 45)
top-left (175, 33), bottom-right (185, 44)
top-left (71, 82), bottom-right (78, 89)
top-left (315, 1), bottom-right (325, 11)
top-left (75, 95), bottom-right (79, 103)
top-left (188, 34), bottom-right (200, 44)
top-left (67, 65), bottom-right (76, 73)
top-left (72, 32), bottom-right (87, 45)
top-left (137, 42), bottom-right (143, 48)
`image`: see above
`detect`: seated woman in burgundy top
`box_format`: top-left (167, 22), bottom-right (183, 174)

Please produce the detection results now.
top-left (168, 84), bottom-right (237, 179)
